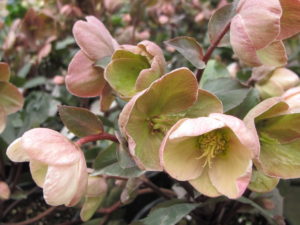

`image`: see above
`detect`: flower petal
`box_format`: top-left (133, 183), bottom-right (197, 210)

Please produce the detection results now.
top-left (0, 106), bottom-right (6, 133)
top-left (248, 169), bottom-right (279, 193)
top-left (209, 129), bottom-right (253, 199)
top-left (256, 41), bottom-right (287, 67)
top-left (160, 119), bottom-right (205, 181)
top-left (44, 153), bottom-right (87, 206)
top-left (73, 16), bottom-right (117, 60)
top-left (6, 138), bottom-right (30, 162)
top-left (22, 128), bottom-right (81, 166)
top-left (259, 133), bottom-right (300, 178)
top-left (0, 81), bottom-right (24, 114)
top-left (210, 113), bottom-right (259, 158)
top-left (66, 51), bottom-right (105, 97)
top-left (278, 0), bottom-right (300, 40)
top-left (189, 167), bottom-right (221, 198)
top-left (30, 160), bottom-right (48, 187)
top-left (236, 0), bottom-right (282, 49)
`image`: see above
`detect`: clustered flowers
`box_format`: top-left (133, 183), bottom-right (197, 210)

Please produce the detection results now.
top-left (4, 0), bottom-right (300, 220)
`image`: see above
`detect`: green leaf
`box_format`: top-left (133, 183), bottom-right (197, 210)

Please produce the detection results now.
top-left (165, 36), bottom-right (205, 69)
top-left (140, 201), bottom-right (199, 225)
top-left (200, 60), bottom-right (230, 88)
top-left (93, 144), bottom-right (118, 170)
top-left (92, 162), bottom-right (144, 178)
top-left (237, 197), bottom-right (278, 225)
top-left (203, 77), bottom-right (250, 112)
top-left (116, 132), bottom-right (137, 169)
top-left (208, 4), bottom-right (235, 47)
top-left (23, 77), bottom-right (47, 89)
top-left (228, 88), bottom-right (260, 119)
top-left (58, 105), bottom-right (103, 137)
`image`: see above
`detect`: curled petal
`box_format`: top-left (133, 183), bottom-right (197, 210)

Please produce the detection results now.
top-left (66, 51), bottom-right (105, 97)
top-left (22, 128), bottom-right (82, 166)
top-left (283, 87), bottom-right (300, 113)
top-left (6, 138), bottom-right (30, 162)
top-left (210, 113), bottom-right (259, 158)
top-left (256, 41), bottom-right (287, 67)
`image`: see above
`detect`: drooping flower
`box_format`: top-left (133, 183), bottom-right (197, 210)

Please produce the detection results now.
top-left (254, 67), bottom-right (299, 99)
top-left (6, 128), bottom-right (88, 206)
top-left (119, 67), bottom-right (223, 171)
top-left (160, 113), bottom-right (259, 199)
top-left (230, 0), bottom-right (300, 67)
top-left (244, 97), bottom-right (300, 179)
top-left (0, 62), bottom-right (24, 133)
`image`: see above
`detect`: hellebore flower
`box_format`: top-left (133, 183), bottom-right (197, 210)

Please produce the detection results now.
top-left (244, 97), bottom-right (300, 179)
top-left (105, 41), bottom-right (166, 99)
top-left (66, 16), bottom-right (119, 111)
top-left (119, 68), bottom-right (223, 171)
top-left (80, 176), bottom-right (107, 221)
top-left (6, 128), bottom-right (88, 206)
top-left (254, 67), bottom-right (299, 99)
top-left (160, 113), bottom-right (258, 199)
top-left (0, 62), bottom-right (24, 133)
top-left (282, 86), bottom-right (300, 113)
top-left (230, 0), bottom-right (300, 67)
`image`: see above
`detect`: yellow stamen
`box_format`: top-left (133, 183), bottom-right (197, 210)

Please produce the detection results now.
top-left (197, 130), bottom-right (228, 168)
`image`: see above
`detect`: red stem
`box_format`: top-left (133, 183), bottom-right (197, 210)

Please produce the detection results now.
top-left (196, 22), bottom-right (231, 81)
top-left (75, 132), bottom-right (119, 146)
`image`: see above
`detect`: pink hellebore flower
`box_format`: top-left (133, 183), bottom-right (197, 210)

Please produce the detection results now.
top-left (6, 128), bottom-right (88, 206)
top-left (230, 0), bottom-right (300, 67)
top-left (66, 16), bottom-right (119, 111)
top-left (160, 113), bottom-right (259, 199)
top-left (244, 97), bottom-right (300, 179)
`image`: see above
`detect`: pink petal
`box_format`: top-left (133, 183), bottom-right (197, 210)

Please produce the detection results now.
top-left (0, 181), bottom-right (10, 200)
top-left (22, 128), bottom-right (82, 166)
top-left (256, 41), bottom-right (287, 67)
top-left (73, 16), bottom-right (118, 60)
top-left (6, 138), bottom-right (30, 162)
top-left (0, 106), bottom-right (6, 133)
top-left (66, 51), bottom-right (105, 97)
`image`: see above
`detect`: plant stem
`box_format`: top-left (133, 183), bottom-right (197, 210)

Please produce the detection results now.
top-left (75, 132), bottom-right (119, 146)
top-left (196, 22), bottom-right (231, 82)
top-left (139, 176), bottom-right (172, 199)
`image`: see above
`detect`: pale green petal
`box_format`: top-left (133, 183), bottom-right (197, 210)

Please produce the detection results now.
top-left (30, 160), bottom-right (48, 187)
top-left (248, 169), bottom-right (279, 193)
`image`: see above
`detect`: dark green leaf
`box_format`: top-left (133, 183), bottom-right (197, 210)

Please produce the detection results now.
top-left (93, 144), bottom-right (118, 170)
top-left (58, 105), bottom-right (103, 137)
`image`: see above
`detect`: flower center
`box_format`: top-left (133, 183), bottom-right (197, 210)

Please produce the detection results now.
top-left (148, 114), bottom-right (183, 134)
top-left (197, 129), bottom-right (229, 168)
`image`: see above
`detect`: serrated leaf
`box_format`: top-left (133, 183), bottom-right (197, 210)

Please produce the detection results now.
top-left (165, 36), bottom-right (205, 69)
top-left (203, 77), bottom-right (250, 112)
top-left (140, 201), bottom-right (199, 225)
top-left (59, 105), bottom-right (103, 137)
top-left (92, 162), bottom-right (144, 178)
top-left (208, 4), bottom-right (235, 47)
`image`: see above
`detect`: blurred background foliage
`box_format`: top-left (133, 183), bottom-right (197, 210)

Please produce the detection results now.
top-left (0, 0), bottom-right (300, 225)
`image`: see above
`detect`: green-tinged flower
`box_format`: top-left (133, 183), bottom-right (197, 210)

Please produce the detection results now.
top-left (244, 97), bottom-right (300, 179)
top-left (160, 113), bottom-right (258, 199)
top-left (80, 176), bottom-right (107, 221)
top-left (105, 41), bottom-right (166, 99)
top-left (255, 67), bottom-right (299, 99)
top-left (248, 169), bottom-right (279, 193)
top-left (0, 62), bottom-right (24, 133)
top-left (119, 67), bottom-right (223, 171)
